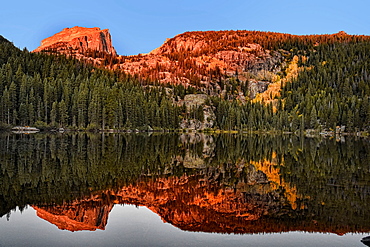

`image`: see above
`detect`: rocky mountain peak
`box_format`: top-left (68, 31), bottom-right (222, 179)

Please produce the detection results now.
top-left (33, 26), bottom-right (117, 56)
top-left (336, 31), bottom-right (348, 36)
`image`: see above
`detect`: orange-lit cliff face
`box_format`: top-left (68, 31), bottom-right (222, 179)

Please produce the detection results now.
top-left (33, 26), bottom-right (117, 57)
top-left (116, 31), bottom-right (283, 89)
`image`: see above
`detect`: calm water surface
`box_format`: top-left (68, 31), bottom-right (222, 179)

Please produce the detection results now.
top-left (0, 133), bottom-right (369, 247)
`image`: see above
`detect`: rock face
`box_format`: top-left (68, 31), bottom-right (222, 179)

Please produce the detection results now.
top-left (178, 94), bottom-right (216, 130)
top-left (33, 26), bottom-right (117, 56)
top-left (33, 201), bottom-right (113, 232)
top-left (117, 31), bottom-right (283, 91)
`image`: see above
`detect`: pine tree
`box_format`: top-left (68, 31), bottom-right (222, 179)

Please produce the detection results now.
top-left (310, 105), bottom-right (318, 129)
top-left (18, 103), bottom-right (27, 125)
top-left (59, 100), bottom-right (68, 127)
top-left (50, 101), bottom-right (58, 127)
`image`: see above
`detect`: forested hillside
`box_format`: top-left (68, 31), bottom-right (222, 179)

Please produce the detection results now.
top-left (1, 30), bottom-right (370, 133)
top-left (211, 36), bottom-right (370, 132)
top-left (120, 30), bottom-right (370, 133)
top-left (283, 41), bottom-right (370, 131)
top-left (0, 37), bottom-right (180, 130)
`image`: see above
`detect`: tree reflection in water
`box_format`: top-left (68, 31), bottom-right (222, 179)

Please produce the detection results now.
top-left (0, 133), bottom-right (369, 235)
top-left (362, 236), bottom-right (370, 246)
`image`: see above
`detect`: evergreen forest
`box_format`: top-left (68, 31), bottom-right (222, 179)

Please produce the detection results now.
top-left (0, 38), bottom-right (180, 130)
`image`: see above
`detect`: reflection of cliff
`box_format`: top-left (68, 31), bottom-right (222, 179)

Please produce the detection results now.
top-left (33, 200), bottom-right (113, 232)
top-left (33, 173), bottom-right (277, 232)
top-left (32, 166), bottom-right (369, 235)
top-left (117, 175), bottom-right (274, 233)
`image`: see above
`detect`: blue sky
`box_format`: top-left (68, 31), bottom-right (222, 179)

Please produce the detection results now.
top-left (1, 0), bottom-right (369, 55)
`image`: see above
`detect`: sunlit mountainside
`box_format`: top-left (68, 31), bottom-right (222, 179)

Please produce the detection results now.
top-left (0, 27), bottom-right (369, 132)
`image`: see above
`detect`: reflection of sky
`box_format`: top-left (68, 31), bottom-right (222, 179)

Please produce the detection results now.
top-left (0, 205), bottom-right (367, 247)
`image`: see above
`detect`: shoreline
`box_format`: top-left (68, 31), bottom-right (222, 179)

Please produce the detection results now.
top-left (1, 127), bottom-right (368, 138)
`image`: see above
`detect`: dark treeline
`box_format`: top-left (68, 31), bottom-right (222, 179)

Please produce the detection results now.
top-left (211, 97), bottom-right (279, 130)
top-left (0, 38), bottom-right (180, 130)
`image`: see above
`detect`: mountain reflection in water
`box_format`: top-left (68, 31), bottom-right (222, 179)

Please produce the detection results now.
top-left (0, 133), bottom-right (369, 237)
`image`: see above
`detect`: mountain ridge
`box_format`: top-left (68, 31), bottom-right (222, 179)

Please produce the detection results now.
top-left (33, 27), bottom-right (370, 92)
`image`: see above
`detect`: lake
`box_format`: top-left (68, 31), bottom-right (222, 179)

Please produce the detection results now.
top-left (0, 133), bottom-right (369, 247)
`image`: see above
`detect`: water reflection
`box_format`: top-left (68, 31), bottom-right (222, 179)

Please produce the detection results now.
top-left (0, 133), bottom-right (369, 237)
top-left (362, 236), bottom-right (370, 246)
